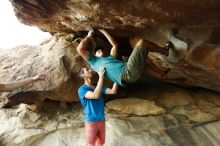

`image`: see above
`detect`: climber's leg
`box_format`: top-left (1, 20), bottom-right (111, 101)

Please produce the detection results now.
top-left (136, 39), bottom-right (172, 56)
top-left (121, 45), bottom-right (148, 83)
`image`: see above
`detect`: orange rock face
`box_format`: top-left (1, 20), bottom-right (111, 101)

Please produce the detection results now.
top-left (11, 0), bottom-right (220, 35)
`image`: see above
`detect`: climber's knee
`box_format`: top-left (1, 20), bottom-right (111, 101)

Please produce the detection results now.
top-left (136, 39), bottom-right (144, 47)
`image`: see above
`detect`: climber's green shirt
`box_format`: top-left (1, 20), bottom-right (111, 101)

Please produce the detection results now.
top-left (87, 55), bottom-right (126, 87)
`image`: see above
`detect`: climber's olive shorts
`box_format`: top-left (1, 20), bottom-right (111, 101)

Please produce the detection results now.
top-left (121, 46), bottom-right (148, 83)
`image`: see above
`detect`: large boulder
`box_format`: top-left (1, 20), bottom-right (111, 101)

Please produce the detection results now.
top-left (0, 33), bottom-right (87, 107)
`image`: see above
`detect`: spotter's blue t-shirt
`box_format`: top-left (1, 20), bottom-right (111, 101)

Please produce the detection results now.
top-left (78, 84), bottom-right (107, 122)
top-left (87, 55), bottom-right (126, 87)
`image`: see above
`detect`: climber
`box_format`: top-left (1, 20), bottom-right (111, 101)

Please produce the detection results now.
top-left (77, 29), bottom-right (174, 87)
top-left (78, 66), bottom-right (118, 146)
top-left (0, 74), bottom-right (46, 92)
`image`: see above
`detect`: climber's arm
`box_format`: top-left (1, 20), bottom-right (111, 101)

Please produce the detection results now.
top-left (0, 74), bottom-right (46, 92)
top-left (99, 29), bottom-right (119, 57)
top-left (77, 30), bottom-right (95, 60)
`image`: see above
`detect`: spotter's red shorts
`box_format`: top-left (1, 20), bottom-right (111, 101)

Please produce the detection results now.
top-left (85, 121), bottom-right (106, 145)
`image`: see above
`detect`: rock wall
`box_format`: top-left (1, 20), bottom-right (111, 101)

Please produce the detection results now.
top-left (0, 34), bottom-right (87, 107)
top-left (1, 82), bottom-right (220, 146)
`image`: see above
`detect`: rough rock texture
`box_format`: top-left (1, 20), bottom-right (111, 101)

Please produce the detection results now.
top-left (0, 34), bottom-right (88, 107)
top-left (1, 82), bottom-right (220, 146)
top-left (136, 27), bottom-right (220, 93)
top-left (106, 98), bottom-right (165, 116)
top-left (11, 0), bottom-right (220, 34)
